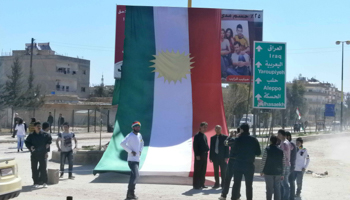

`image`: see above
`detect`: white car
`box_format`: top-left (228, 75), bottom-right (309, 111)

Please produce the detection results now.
top-left (0, 158), bottom-right (22, 200)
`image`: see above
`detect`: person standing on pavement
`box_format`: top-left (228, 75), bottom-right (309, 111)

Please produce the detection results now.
top-left (229, 124), bottom-right (261, 200)
top-left (286, 132), bottom-right (297, 200)
top-left (15, 118), bottom-right (26, 152)
top-left (47, 112), bottom-right (54, 133)
top-left (56, 122), bottom-right (77, 179)
top-left (210, 125), bottom-right (229, 189)
top-left (260, 135), bottom-right (285, 200)
top-left (120, 121), bottom-right (144, 200)
top-left (294, 137), bottom-right (310, 197)
top-left (220, 128), bottom-right (241, 200)
top-left (25, 122), bottom-right (52, 188)
top-left (277, 129), bottom-right (293, 200)
top-left (193, 122), bottom-right (210, 190)
top-left (58, 113), bottom-right (65, 133)
top-left (42, 122), bottom-right (51, 164)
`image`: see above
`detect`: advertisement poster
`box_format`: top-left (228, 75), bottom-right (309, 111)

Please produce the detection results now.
top-left (221, 10), bottom-right (263, 83)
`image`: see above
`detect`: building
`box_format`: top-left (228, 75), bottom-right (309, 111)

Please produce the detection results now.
top-left (299, 77), bottom-right (342, 123)
top-left (0, 43), bottom-right (90, 98)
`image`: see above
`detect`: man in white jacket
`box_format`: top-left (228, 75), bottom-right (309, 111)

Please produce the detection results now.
top-left (120, 121), bottom-right (144, 200)
top-left (294, 137), bottom-right (310, 197)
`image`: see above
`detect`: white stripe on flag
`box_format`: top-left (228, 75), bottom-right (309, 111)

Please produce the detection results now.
top-left (140, 7), bottom-right (193, 176)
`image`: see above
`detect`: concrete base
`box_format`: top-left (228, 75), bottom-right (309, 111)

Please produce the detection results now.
top-left (51, 150), bottom-right (104, 165)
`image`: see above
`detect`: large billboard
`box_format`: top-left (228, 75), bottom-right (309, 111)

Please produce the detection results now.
top-left (221, 9), bottom-right (263, 83)
top-left (114, 6), bottom-right (263, 83)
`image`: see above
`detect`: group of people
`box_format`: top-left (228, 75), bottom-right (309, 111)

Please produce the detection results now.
top-left (12, 112), bottom-right (77, 188)
top-left (221, 24), bottom-right (251, 78)
top-left (192, 122), bottom-right (310, 200)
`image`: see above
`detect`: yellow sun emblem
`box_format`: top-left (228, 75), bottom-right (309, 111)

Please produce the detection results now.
top-left (150, 50), bottom-right (194, 83)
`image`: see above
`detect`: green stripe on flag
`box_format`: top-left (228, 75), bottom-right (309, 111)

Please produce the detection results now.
top-left (94, 6), bottom-right (156, 174)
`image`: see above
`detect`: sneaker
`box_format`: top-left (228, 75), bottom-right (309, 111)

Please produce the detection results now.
top-left (126, 193), bottom-right (138, 200)
top-left (218, 196), bottom-right (226, 200)
top-left (43, 183), bottom-right (48, 188)
top-left (21, 148), bottom-right (23, 151)
top-left (68, 176), bottom-right (75, 179)
top-left (33, 184), bottom-right (39, 188)
top-left (17, 149), bottom-right (19, 152)
top-left (202, 186), bottom-right (208, 189)
top-left (212, 184), bottom-right (220, 189)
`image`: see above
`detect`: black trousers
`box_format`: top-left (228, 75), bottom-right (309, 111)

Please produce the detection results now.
top-left (222, 159), bottom-right (234, 197)
top-left (49, 123), bottom-right (52, 133)
top-left (213, 158), bottom-right (227, 186)
top-left (128, 161), bottom-right (140, 194)
top-left (232, 165), bottom-right (255, 200)
top-left (31, 154), bottom-right (47, 185)
top-left (193, 153), bottom-right (208, 188)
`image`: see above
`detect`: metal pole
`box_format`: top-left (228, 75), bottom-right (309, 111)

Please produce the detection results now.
top-left (72, 109), bottom-right (74, 132)
top-left (94, 109), bottom-right (97, 133)
top-left (341, 42), bottom-right (344, 132)
top-left (107, 110), bottom-right (110, 131)
top-left (100, 108), bottom-right (102, 151)
top-left (188, 0), bottom-right (192, 7)
top-left (87, 109), bottom-right (90, 133)
top-left (53, 109), bottom-right (56, 133)
top-left (246, 75), bottom-right (253, 124)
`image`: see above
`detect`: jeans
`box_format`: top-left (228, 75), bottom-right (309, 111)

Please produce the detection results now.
top-left (60, 151), bottom-right (73, 173)
top-left (281, 166), bottom-right (290, 200)
top-left (264, 175), bottom-right (282, 200)
top-left (17, 135), bottom-right (25, 150)
top-left (193, 153), bottom-right (208, 188)
top-left (128, 161), bottom-right (140, 193)
top-left (294, 171), bottom-right (305, 194)
top-left (213, 158), bottom-right (227, 187)
top-left (289, 169), bottom-right (296, 200)
top-left (232, 164), bottom-right (255, 200)
top-left (31, 154), bottom-right (47, 185)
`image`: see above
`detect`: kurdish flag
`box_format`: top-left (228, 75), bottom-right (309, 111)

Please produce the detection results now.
top-left (94, 6), bottom-right (227, 176)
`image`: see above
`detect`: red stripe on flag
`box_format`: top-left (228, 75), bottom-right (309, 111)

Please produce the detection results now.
top-left (188, 8), bottom-right (227, 177)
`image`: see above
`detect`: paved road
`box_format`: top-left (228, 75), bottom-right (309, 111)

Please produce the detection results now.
top-left (3, 135), bottom-right (349, 200)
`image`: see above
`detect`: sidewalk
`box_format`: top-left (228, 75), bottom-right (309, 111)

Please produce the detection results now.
top-left (0, 132), bottom-right (113, 143)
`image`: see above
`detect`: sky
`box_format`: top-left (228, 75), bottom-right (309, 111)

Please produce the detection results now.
top-left (1, 0), bottom-right (350, 91)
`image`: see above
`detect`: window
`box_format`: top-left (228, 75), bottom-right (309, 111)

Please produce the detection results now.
top-left (62, 86), bottom-right (65, 90)
top-left (66, 86), bottom-right (69, 92)
top-left (83, 70), bottom-right (86, 75)
top-left (56, 84), bottom-right (60, 91)
top-left (81, 87), bottom-right (86, 92)
top-left (67, 68), bottom-right (70, 74)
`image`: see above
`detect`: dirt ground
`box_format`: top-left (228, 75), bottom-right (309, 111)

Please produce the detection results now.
top-left (2, 136), bottom-right (350, 200)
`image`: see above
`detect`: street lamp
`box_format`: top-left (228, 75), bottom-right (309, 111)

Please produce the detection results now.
top-left (335, 40), bottom-right (350, 131)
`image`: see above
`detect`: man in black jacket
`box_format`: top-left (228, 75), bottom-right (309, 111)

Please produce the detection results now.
top-left (25, 122), bottom-right (52, 188)
top-left (210, 125), bottom-right (229, 188)
top-left (286, 132), bottom-right (297, 200)
top-left (230, 124), bottom-right (261, 200)
top-left (260, 135), bottom-right (285, 200)
top-left (193, 122), bottom-right (209, 189)
top-left (47, 112), bottom-right (54, 133)
top-left (58, 113), bottom-right (65, 133)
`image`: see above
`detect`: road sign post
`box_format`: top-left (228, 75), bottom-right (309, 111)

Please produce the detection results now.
top-left (253, 42), bottom-right (286, 109)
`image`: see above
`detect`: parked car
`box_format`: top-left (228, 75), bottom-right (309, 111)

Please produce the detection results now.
top-left (0, 158), bottom-right (22, 200)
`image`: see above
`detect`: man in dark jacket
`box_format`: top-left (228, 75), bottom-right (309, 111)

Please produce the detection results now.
top-left (25, 122), bottom-right (52, 188)
top-left (260, 135), bottom-right (285, 200)
top-left (58, 113), bottom-right (65, 133)
top-left (286, 132), bottom-right (297, 200)
top-left (193, 122), bottom-right (209, 189)
top-left (230, 123), bottom-right (261, 200)
top-left (47, 112), bottom-right (54, 133)
top-left (210, 125), bottom-right (229, 188)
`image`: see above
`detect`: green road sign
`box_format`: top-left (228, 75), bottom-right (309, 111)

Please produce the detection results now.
top-left (253, 42), bottom-right (286, 109)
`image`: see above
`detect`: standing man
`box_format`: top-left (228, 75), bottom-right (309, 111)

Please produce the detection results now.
top-left (47, 112), bottom-right (54, 133)
top-left (193, 122), bottom-right (209, 190)
top-left (294, 138), bottom-right (310, 197)
top-left (58, 113), bottom-right (65, 133)
top-left (230, 124), bottom-right (261, 200)
top-left (286, 132), bottom-right (297, 200)
top-left (210, 125), bottom-right (229, 188)
top-left (120, 121), bottom-right (144, 200)
top-left (220, 128), bottom-right (241, 200)
top-left (278, 129), bottom-right (293, 200)
top-left (260, 135), bottom-right (285, 200)
top-left (56, 122), bottom-right (77, 179)
top-left (25, 122), bottom-right (52, 188)
top-left (12, 113), bottom-right (20, 138)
